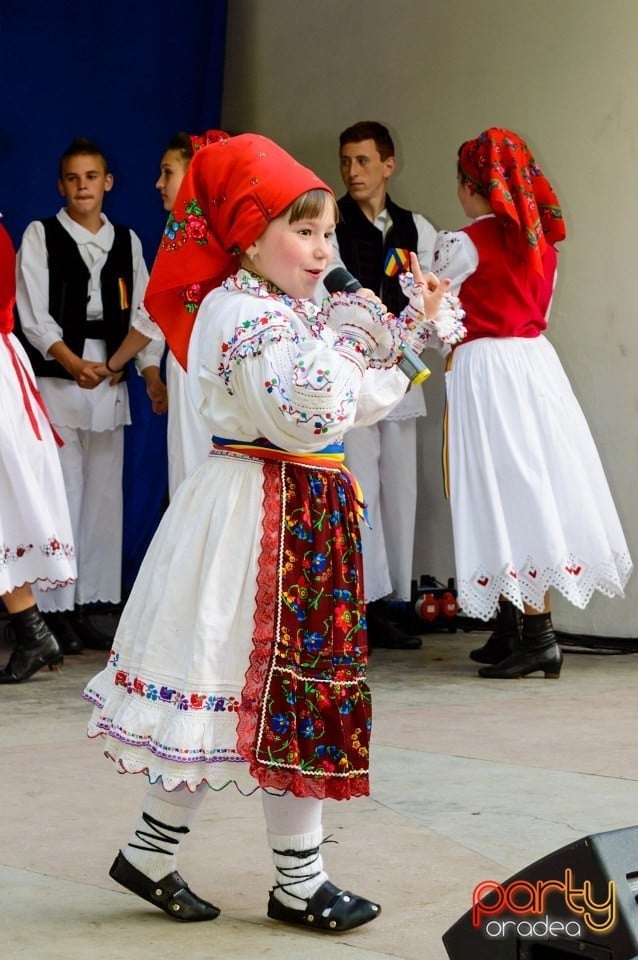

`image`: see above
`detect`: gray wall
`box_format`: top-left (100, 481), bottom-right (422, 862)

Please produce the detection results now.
top-left (221, 0), bottom-right (638, 637)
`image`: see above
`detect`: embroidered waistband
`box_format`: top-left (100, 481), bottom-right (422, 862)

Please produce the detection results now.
top-left (212, 436), bottom-right (367, 522)
top-left (212, 436), bottom-right (345, 470)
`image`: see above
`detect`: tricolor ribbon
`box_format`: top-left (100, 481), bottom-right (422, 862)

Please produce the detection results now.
top-left (118, 277), bottom-right (129, 310)
top-left (384, 247), bottom-right (411, 277)
top-left (442, 352), bottom-right (453, 499)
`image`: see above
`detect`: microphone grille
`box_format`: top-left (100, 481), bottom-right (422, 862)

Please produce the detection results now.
top-left (324, 266), bottom-right (362, 293)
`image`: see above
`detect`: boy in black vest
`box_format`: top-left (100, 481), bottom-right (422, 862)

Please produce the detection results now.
top-left (16, 137), bottom-right (164, 653)
top-left (333, 121), bottom-right (437, 649)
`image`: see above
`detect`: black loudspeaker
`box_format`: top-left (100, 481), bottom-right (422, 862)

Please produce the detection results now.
top-left (443, 826), bottom-right (638, 959)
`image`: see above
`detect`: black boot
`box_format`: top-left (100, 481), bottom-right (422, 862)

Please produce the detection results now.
top-left (66, 606), bottom-right (113, 651)
top-left (0, 605), bottom-right (63, 683)
top-left (469, 600), bottom-right (521, 663)
top-left (478, 612), bottom-right (563, 679)
top-left (366, 600), bottom-right (422, 650)
top-left (42, 611), bottom-right (84, 655)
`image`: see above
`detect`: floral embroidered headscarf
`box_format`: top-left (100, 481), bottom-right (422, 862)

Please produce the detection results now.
top-left (144, 133), bottom-right (333, 368)
top-left (458, 128), bottom-right (566, 276)
top-left (189, 129), bottom-right (228, 153)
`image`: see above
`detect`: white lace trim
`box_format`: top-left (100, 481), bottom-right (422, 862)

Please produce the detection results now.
top-left (459, 552), bottom-right (634, 620)
top-left (132, 309), bottom-right (164, 341)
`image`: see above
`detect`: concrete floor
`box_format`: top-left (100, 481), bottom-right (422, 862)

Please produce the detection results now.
top-left (2, 617), bottom-right (638, 960)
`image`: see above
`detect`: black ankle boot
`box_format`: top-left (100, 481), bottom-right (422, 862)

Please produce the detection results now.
top-left (67, 606), bottom-right (113, 650)
top-left (469, 600), bottom-right (522, 663)
top-left (478, 612), bottom-right (563, 679)
top-left (0, 606), bottom-right (63, 683)
top-left (42, 611), bottom-right (84, 655)
top-left (366, 600), bottom-right (422, 650)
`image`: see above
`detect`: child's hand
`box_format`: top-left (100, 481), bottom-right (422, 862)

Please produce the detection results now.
top-left (355, 287), bottom-right (385, 311)
top-left (408, 252), bottom-right (451, 320)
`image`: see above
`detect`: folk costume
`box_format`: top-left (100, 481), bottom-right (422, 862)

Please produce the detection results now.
top-left (333, 195), bottom-right (437, 609)
top-left (16, 210), bottom-right (162, 624)
top-left (0, 220), bottom-right (75, 596)
top-left (133, 130), bottom-right (229, 499)
top-left (433, 128), bottom-right (632, 676)
top-left (83, 134), bottom-right (458, 929)
top-left (0, 218), bottom-right (76, 683)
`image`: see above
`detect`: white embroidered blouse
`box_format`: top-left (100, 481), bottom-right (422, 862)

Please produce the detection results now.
top-left (187, 269), bottom-right (410, 453)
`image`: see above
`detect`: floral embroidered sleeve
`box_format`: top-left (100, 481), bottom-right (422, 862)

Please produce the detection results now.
top-left (432, 229), bottom-right (478, 295)
top-left (323, 273), bottom-right (466, 363)
top-left (193, 272), bottom-right (406, 451)
top-left (235, 335), bottom-right (370, 446)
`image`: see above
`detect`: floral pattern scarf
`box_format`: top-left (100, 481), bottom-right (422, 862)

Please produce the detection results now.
top-left (458, 128), bottom-right (566, 275)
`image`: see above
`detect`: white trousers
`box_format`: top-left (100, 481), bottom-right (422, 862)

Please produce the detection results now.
top-left (344, 418), bottom-right (418, 602)
top-left (37, 425), bottom-right (124, 611)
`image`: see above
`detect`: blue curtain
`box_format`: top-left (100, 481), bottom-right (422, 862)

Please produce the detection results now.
top-left (2, 0), bottom-right (227, 594)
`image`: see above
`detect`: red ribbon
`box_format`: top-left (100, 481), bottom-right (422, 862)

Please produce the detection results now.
top-left (3, 334), bottom-right (63, 446)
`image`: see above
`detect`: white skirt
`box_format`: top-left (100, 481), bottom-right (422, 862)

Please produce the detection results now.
top-left (84, 453), bottom-right (266, 793)
top-left (446, 336), bottom-right (632, 619)
top-left (0, 333), bottom-right (76, 595)
top-left (166, 351), bottom-right (212, 499)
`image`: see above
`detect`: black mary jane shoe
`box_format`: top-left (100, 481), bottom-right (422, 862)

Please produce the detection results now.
top-left (267, 880), bottom-right (381, 932)
top-left (109, 851), bottom-right (220, 922)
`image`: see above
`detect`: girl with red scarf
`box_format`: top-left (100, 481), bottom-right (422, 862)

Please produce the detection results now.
top-left (0, 218), bottom-right (76, 682)
top-left (433, 128), bottom-right (632, 678)
top-left (99, 129), bottom-right (229, 497)
top-left (84, 134), bottom-right (457, 931)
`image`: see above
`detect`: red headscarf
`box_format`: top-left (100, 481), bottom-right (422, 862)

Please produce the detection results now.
top-left (458, 127), bottom-right (566, 276)
top-left (145, 133), bottom-right (332, 368)
top-left (189, 129), bottom-right (228, 153)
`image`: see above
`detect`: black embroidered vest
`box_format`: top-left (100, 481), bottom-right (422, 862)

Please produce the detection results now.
top-left (16, 217), bottom-right (133, 380)
top-left (335, 193), bottom-right (417, 316)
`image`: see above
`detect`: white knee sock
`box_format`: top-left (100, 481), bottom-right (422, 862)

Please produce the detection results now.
top-left (123, 781), bottom-right (206, 881)
top-left (262, 791), bottom-right (328, 910)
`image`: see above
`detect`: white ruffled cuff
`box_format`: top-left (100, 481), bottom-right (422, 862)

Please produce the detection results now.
top-left (324, 292), bottom-right (402, 368)
top-left (398, 272), bottom-right (466, 353)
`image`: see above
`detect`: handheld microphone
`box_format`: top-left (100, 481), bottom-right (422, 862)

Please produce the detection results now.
top-left (323, 266), bottom-right (431, 385)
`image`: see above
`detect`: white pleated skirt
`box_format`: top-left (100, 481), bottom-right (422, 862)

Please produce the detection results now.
top-left (0, 333), bottom-right (76, 595)
top-left (84, 453), bottom-right (266, 793)
top-left (445, 335), bottom-right (632, 620)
